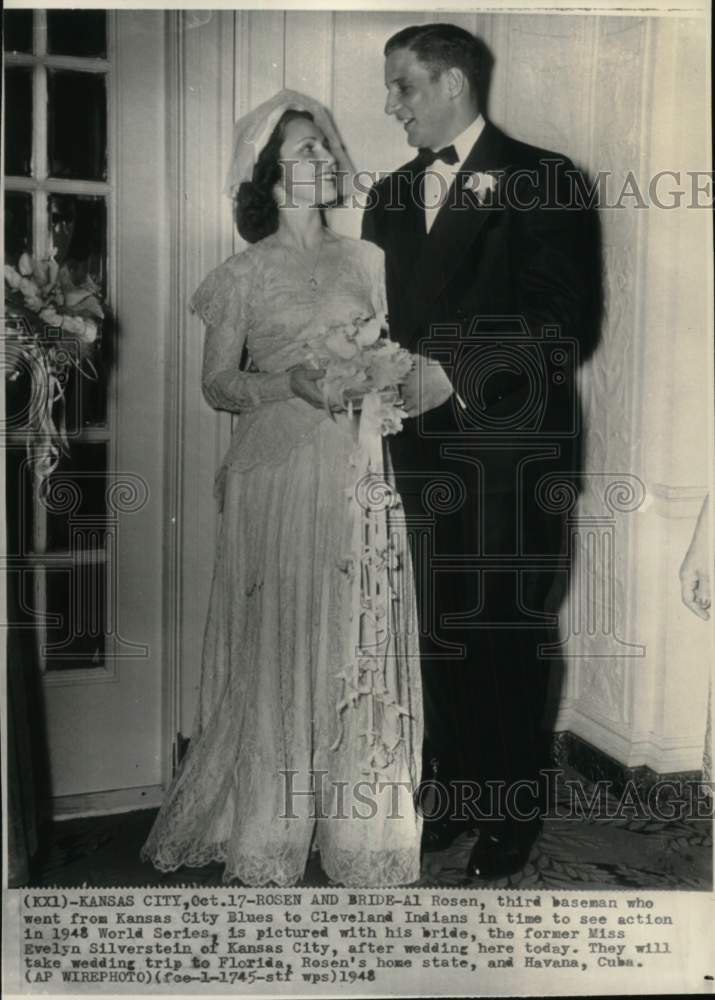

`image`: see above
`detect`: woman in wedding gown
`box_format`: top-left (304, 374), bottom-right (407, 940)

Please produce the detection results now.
top-left (141, 91), bottom-right (423, 887)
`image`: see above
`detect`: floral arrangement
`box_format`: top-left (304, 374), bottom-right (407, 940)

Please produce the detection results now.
top-left (4, 252), bottom-right (104, 490)
top-left (303, 312), bottom-right (412, 435)
top-left (5, 252), bottom-right (103, 344)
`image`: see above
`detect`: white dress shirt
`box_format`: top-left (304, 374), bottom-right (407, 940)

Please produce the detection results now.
top-left (422, 114), bottom-right (486, 234)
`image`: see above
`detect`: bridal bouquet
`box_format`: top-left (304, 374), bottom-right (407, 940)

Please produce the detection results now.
top-left (4, 252), bottom-right (105, 489)
top-left (303, 312), bottom-right (412, 435)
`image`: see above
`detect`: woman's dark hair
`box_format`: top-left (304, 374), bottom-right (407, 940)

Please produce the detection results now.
top-left (235, 109), bottom-right (315, 244)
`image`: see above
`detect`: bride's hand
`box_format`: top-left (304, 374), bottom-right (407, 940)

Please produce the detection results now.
top-left (342, 387), bottom-right (365, 410)
top-left (289, 365), bottom-right (327, 409)
top-left (342, 387), bottom-right (400, 411)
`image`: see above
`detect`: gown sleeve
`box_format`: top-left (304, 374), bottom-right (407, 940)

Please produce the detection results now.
top-left (359, 240), bottom-right (388, 321)
top-left (190, 253), bottom-right (293, 413)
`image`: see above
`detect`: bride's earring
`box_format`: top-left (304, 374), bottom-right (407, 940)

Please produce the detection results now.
top-left (273, 181), bottom-right (286, 211)
top-left (273, 161), bottom-right (290, 210)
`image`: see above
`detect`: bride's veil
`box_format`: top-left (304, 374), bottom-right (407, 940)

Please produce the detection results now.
top-left (224, 88), bottom-right (356, 208)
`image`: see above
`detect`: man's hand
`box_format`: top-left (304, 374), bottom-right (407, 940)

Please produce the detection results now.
top-left (289, 365), bottom-right (327, 409)
top-left (679, 496), bottom-right (711, 620)
top-left (402, 355), bottom-right (456, 417)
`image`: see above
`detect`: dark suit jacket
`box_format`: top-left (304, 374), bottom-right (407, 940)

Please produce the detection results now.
top-left (362, 121), bottom-right (597, 499)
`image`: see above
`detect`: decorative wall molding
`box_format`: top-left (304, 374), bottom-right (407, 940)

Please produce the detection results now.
top-left (552, 731), bottom-right (706, 798)
top-left (162, 12), bottom-right (236, 764)
top-left (51, 784), bottom-right (164, 821)
top-left (554, 701), bottom-right (633, 755)
top-left (648, 482), bottom-right (709, 519)
top-left (555, 702), bottom-right (709, 774)
top-left (162, 11), bottom-right (185, 786)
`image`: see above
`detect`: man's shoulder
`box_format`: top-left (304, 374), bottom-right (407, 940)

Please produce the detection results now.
top-left (361, 159), bottom-right (420, 237)
top-left (494, 125), bottom-right (574, 172)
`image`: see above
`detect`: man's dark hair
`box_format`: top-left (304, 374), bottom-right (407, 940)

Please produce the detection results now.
top-left (235, 109), bottom-right (314, 244)
top-left (384, 23), bottom-right (482, 101)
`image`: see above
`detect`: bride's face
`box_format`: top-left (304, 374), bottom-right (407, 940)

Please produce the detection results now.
top-left (277, 119), bottom-right (337, 208)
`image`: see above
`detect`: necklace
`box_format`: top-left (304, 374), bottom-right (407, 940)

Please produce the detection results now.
top-left (277, 231), bottom-right (325, 290)
top-left (304, 232), bottom-right (324, 291)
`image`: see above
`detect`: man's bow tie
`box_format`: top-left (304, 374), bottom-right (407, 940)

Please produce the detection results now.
top-left (417, 144), bottom-right (459, 167)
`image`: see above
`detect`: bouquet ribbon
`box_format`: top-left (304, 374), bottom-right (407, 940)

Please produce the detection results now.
top-left (331, 390), bottom-right (412, 779)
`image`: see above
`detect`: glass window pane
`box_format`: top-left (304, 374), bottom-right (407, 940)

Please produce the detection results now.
top-left (48, 70), bottom-right (107, 181)
top-left (5, 67), bottom-right (33, 176)
top-left (47, 10), bottom-right (107, 58)
top-left (4, 322), bottom-right (47, 440)
top-left (3, 10), bottom-right (34, 53)
top-left (4, 191), bottom-right (33, 266)
top-left (42, 442), bottom-right (108, 552)
top-left (46, 194), bottom-right (109, 429)
top-left (4, 192), bottom-right (38, 442)
top-left (61, 352), bottom-right (109, 431)
top-left (62, 340), bottom-right (109, 431)
top-left (43, 562), bottom-right (106, 669)
top-left (49, 193), bottom-right (107, 291)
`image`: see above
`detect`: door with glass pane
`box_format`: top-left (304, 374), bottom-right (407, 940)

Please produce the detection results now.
top-left (4, 10), bottom-right (168, 812)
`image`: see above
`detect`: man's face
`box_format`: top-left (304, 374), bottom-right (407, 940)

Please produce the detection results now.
top-left (384, 46), bottom-right (454, 149)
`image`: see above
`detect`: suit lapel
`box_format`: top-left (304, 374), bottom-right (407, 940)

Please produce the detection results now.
top-left (388, 162), bottom-right (427, 249)
top-left (380, 161), bottom-right (427, 345)
top-left (397, 122), bottom-right (509, 347)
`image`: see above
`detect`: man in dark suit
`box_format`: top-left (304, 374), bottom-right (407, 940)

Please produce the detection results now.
top-left (362, 23), bottom-right (595, 879)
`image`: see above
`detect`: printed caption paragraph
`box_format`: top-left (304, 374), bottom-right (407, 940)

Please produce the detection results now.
top-left (5, 887), bottom-right (712, 996)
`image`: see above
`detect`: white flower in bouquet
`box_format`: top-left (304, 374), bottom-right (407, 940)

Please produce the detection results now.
top-left (5, 253), bottom-right (104, 343)
top-left (303, 312), bottom-right (413, 434)
top-left (323, 326), bottom-right (361, 360)
top-left (18, 252), bottom-right (34, 277)
top-left (365, 338), bottom-right (414, 392)
top-left (60, 272), bottom-right (104, 320)
top-left (18, 277), bottom-right (44, 312)
top-left (373, 392), bottom-right (409, 436)
top-left (46, 311), bottom-right (99, 344)
top-left (4, 265), bottom-right (22, 291)
top-left (353, 315), bottom-right (382, 348)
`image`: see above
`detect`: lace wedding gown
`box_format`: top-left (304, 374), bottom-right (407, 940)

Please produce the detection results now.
top-left (141, 233), bottom-right (423, 886)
